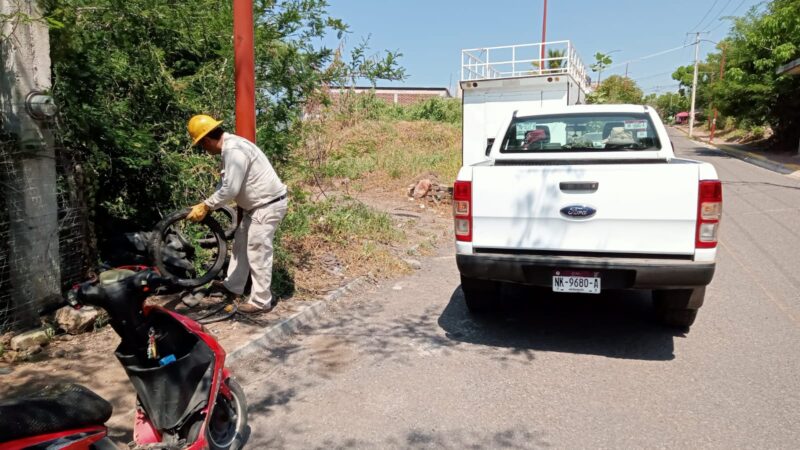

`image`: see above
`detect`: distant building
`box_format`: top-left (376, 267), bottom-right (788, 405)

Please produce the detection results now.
top-left (327, 86), bottom-right (451, 106)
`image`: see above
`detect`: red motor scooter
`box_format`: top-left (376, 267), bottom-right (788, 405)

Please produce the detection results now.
top-left (0, 267), bottom-right (247, 450)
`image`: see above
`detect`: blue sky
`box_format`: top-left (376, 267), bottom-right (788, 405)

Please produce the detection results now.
top-left (323, 0), bottom-right (766, 95)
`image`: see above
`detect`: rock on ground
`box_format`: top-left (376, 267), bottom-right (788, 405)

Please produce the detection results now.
top-left (55, 306), bottom-right (102, 335)
top-left (10, 329), bottom-right (50, 351)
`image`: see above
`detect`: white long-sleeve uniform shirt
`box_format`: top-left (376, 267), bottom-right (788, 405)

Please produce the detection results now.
top-left (203, 133), bottom-right (286, 211)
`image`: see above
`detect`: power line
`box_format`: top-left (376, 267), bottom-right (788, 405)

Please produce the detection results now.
top-left (690, 0), bottom-right (720, 32)
top-left (633, 71), bottom-right (674, 81)
top-left (642, 83), bottom-right (680, 92)
top-left (702, 0), bottom-right (735, 31)
top-left (707, 0), bottom-right (748, 33)
top-left (605, 44), bottom-right (692, 70)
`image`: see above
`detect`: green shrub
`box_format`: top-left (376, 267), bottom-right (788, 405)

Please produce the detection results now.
top-left (405, 97), bottom-right (462, 125)
top-left (749, 125), bottom-right (765, 139)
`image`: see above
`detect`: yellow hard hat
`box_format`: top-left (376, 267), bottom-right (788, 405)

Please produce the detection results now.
top-left (187, 114), bottom-right (223, 146)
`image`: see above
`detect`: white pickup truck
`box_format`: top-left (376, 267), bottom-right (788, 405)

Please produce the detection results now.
top-left (455, 42), bottom-right (722, 329)
top-left (453, 102), bottom-right (722, 329)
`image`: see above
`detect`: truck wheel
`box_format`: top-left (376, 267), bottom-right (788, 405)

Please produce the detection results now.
top-left (653, 288), bottom-right (704, 329)
top-left (460, 276), bottom-right (497, 314)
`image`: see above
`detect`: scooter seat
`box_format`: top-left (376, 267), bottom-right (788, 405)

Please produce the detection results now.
top-left (0, 383), bottom-right (113, 443)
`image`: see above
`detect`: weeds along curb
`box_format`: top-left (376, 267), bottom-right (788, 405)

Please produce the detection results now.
top-left (227, 276), bottom-right (374, 363)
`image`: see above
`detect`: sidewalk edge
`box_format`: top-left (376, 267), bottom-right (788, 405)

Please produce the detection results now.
top-left (227, 276), bottom-right (373, 363)
top-left (672, 127), bottom-right (800, 176)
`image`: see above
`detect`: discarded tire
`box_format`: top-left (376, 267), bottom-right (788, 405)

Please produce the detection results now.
top-left (198, 205), bottom-right (238, 247)
top-left (151, 208), bottom-right (227, 288)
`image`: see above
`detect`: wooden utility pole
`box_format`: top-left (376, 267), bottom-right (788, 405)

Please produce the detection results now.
top-left (709, 45), bottom-right (727, 143)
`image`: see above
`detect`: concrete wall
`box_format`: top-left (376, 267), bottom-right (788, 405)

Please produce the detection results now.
top-left (1, 0), bottom-right (62, 328)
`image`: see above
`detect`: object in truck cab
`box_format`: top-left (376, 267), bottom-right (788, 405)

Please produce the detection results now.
top-left (604, 127), bottom-right (636, 146)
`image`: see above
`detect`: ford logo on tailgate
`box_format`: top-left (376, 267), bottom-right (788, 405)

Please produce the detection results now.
top-left (560, 205), bottom-right (596, 218)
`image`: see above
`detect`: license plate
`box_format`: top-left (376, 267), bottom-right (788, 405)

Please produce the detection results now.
top-left (552, 270), bottom-right (601, 294)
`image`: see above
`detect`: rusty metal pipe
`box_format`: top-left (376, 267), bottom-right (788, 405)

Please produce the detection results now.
top-left (233, 0), bottom-right (256, 141)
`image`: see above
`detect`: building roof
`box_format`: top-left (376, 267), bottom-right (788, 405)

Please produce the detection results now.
top-left (777, 57), bottom-right (800, 75)
top-left (329, 86), bottom-right (451, 96)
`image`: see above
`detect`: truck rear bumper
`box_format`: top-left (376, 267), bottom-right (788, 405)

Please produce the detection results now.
top-left (456, 252), bottom-right (715, 289)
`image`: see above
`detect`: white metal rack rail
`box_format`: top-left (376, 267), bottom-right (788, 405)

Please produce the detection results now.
top-left (461, 40), bottom-right (591, 91)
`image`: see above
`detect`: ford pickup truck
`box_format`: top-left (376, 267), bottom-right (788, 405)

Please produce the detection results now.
top-left (453, 104), bottom-right (722, 329)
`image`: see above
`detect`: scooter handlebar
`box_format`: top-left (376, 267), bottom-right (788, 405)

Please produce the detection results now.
top-left (67, 268), bottom-right (170, 308)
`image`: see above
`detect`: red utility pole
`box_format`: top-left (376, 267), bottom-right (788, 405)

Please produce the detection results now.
top-left (233, 0), bottom-right (256, 142)
top-left (709, 45), bottom-right (726, 143)
top-left (541, 0), bottom-right (548, 61)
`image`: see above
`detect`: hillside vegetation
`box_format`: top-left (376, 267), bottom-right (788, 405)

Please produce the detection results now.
top-left (274, 95), bottom-right (462, 297)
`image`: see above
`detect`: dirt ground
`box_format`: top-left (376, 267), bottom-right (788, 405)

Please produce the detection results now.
top-left (0, 183), bottom-right (453, 443)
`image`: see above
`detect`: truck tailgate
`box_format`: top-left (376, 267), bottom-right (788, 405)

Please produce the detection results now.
top-left (471, 162), bottom-right (699, 255)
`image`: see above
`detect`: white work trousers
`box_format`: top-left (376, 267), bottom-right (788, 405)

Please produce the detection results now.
top-left (223, 198), bottom-right (288, 307)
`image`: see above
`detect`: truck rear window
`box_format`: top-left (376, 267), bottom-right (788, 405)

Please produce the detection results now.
top-left (500, 113), bottom-right (662, 153)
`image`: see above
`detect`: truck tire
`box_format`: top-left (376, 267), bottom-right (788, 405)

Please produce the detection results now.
top-left (151, 208), bottom-right (227, 288)
top-left (460, 276), bottom-right (498, 314)
top-left (653, 288), bottom-right (704, 329)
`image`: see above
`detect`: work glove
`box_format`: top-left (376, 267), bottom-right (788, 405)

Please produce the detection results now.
top-left (187, 202), bottom-right (210, 222)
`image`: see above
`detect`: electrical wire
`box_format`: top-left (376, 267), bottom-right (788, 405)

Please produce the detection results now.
top-left (691, 0), bottom-right (721, 32)
top-left (707, 0), bottom-right (748, 33)
top-left (703, 0), bottom-right (735, 31)
top-left (605, 44), bottom-right (692, 71)
top-left (699, 0), bottom-right (734, 32)
top-left (632, 71), bottom-right (675, 82)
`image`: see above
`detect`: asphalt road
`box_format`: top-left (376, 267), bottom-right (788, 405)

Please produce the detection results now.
top-left (232, 128), bottom-right (800, 449)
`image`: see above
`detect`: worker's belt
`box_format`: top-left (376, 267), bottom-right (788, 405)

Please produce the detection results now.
top-left (251, 193), bottom-right (287, 212)
top-left (265, 193), bottom-right (288, 206)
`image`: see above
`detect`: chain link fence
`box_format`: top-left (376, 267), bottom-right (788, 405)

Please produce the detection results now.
top-left (0, 127), bottom-right (91, 333)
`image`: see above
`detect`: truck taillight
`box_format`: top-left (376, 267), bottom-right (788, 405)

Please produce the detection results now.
top-left (453, 180), bottom-right (472, 242)
top-left (696, 180), bottom-right (722, 248)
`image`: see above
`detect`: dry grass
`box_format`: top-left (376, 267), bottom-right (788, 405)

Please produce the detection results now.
top-left (274, 117), bottom-right (460, 299)
top-left (294, 118), bottom-right (461, 192)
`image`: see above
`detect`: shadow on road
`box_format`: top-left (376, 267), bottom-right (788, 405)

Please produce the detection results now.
top-left (257, 426), bottom-right (549, 450)
top-left (683, 147), bottom-right (732, 159)
top-left (438, 284), bottom-right (681, 361)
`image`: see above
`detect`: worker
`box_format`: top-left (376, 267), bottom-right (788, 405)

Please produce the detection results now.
top-left (186, 114), bottom-right (288, 314)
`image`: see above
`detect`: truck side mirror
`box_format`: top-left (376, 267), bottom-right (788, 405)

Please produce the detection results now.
top-left (485, 138), bottom-right (495, 156)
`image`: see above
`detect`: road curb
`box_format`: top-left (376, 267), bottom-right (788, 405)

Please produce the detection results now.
top-left (673, 127), bottom-right (800, 176)
top-left (714, 144), bottom-right (799, 175)
top-left (227, 276), bottom-right (373, 363)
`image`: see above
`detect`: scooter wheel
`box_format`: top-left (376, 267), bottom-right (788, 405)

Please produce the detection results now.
top-left (151, 208), bottom-right (227, 288)
top-left (207, 378), bottom-right (248, 450)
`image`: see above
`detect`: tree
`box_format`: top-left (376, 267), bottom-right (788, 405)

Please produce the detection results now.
top-left (547, 49), bottom-right (566, 70)
top-left (586, 75), bottom-right (643, 104)
top-left (589, 52), bottom-right (613, 84)
top-left (671, 52), bottom-right (723, 116)
top-left (644, 92), bottom-right (690, 120)
top-left (41, 0), bottom-right (404, 243)
top-left (710, 0), bottom-right (800, 148)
